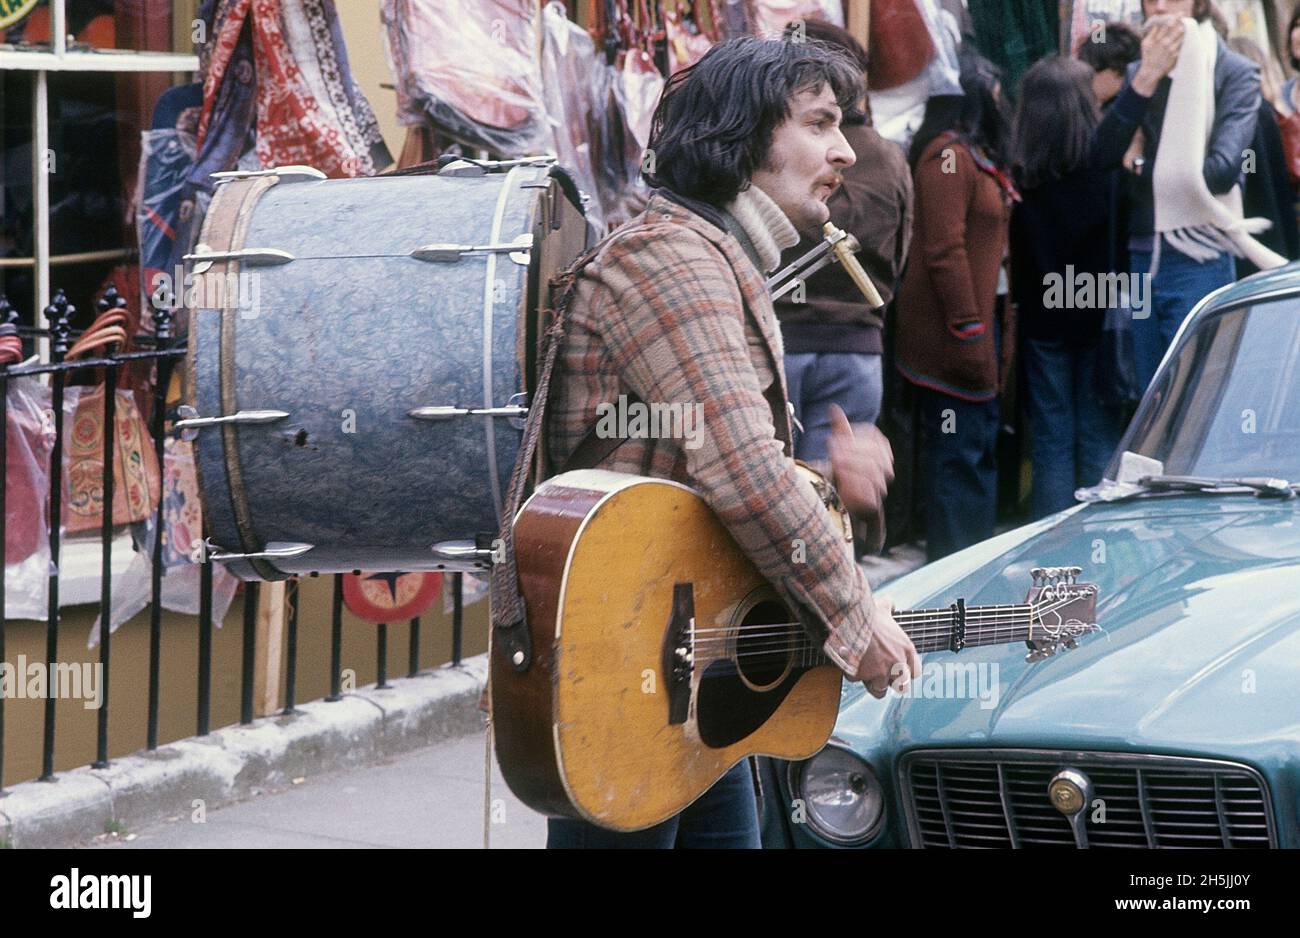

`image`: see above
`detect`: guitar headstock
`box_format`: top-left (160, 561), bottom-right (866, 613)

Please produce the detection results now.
top-left (1023, 566), bottom-right (1099, 663)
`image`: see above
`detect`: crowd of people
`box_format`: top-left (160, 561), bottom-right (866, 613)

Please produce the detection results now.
top-left (780, 1), bottom-right (1300, 562)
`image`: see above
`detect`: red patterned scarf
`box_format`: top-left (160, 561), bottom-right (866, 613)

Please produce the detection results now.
top-left (196, 0), bottom-right (390, 179)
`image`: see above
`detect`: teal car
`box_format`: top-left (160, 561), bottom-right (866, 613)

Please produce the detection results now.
top-left (761, 266), bottom-right (1300, 849)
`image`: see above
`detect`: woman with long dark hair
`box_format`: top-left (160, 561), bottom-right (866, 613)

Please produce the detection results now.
top-left (895, 52), bottom-right (1017, 561)
top-left (1010, 55), bottom-right (1126, 519)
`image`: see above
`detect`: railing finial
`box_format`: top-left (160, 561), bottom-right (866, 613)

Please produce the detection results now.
top-left (47, 288), bottom-right (74, 358)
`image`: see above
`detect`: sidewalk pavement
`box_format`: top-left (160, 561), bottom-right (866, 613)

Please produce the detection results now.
top-left (89, 731), bottom-right (548, 849)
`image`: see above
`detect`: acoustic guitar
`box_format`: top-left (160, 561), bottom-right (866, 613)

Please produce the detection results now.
top-left (491, 468), bottom-right (1099, 831)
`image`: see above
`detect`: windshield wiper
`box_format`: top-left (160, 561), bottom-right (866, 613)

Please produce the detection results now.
top-left (1138, 474), bottom-right (1298, 498)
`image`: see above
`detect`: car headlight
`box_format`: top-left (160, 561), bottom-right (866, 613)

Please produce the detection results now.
top-left (790, 746), bottom-right (884, 845)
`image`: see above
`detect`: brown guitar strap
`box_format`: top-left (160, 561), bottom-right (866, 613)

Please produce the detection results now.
top-left (489, 244), bottom-right (604, 672)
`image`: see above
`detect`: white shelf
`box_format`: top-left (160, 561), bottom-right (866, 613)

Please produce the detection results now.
top-left (0, 49), bottom-right (198, 73)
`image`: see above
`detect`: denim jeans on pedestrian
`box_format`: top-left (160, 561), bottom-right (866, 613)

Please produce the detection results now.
top-left (783, 352), bottom-right (883, 461)
top-left (1021, 336), bottom-right (1126, 519)
top-left (1128, 238), bottom-right (1235, 390)
top-left (916, 387), bottom-right (999, 562)
top-left (545, 759), bottom-right (761, 848)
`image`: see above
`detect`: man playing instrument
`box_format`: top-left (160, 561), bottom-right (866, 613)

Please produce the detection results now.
top-left (536, 36), bottom-right (921, 848)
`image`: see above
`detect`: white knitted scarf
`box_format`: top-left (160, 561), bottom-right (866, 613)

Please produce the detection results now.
top-left (1152, 18), bottom-right (1285, 273)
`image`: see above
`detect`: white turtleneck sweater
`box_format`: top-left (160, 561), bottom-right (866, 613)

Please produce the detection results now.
top-left (725, 184), bottom-right (801, 274)
top-left (725, 184), bottom-right (801, 357)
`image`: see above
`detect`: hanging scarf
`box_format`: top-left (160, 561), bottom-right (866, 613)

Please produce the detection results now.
top-left (1152, 18), bottom-right (1284, 272)
top-left (192, 0), bottom-right (391, 188)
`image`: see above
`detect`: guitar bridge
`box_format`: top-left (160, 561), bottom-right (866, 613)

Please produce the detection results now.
top-left (661, 583), bottom-right (695, 726)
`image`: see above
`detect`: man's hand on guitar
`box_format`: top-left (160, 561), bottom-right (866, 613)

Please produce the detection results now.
top-left (856, 594), bottom-right (921, 699)
top-left (827, 403), bottom-right (894, 521)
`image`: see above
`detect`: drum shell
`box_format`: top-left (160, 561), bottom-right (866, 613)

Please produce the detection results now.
top-left (186, 166), bottom-right (586, 579)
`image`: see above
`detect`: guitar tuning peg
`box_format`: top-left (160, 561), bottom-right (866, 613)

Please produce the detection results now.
top-left (1030, 567), bottom-right (1044, 585)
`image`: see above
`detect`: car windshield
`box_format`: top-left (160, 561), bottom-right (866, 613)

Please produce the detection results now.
top-left (1106, 295), bottom-right (1300, 481)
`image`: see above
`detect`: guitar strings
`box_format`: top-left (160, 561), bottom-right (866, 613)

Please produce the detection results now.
top-left (696, 602), bottom-right (1071, 639)
top-left (688, 596), bottom-right (1085, 660)
top-left (689, 596), bottom-right (1077, 638)
top-left (689, 606), bottom-right (1040, 635)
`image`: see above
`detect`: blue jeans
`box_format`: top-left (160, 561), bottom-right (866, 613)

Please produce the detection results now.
top-left (784, 352), bottom-right (883, 461)
top-left (1129, 238), bottom-right (1235, 389)
top-left (1021, 336), bottom-right (1126, 519)
top-left (916, 388), bottom-right (999, 562)
top-left (545, 760), bottom-right (761, 848)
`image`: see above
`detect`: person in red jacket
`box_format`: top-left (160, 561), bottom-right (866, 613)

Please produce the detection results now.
top-left (895, 52), bottom-right (1018, 561)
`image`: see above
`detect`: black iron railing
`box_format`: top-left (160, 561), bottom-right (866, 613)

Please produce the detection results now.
top-left (0, 287), bottom-right (466, 793)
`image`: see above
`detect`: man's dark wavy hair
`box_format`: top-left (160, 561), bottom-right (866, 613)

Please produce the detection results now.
top-left (643, 36), bottom-right (865, 206)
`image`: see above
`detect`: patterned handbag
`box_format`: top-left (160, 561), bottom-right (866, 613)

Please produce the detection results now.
top-left (61, 308), bottom-right (161, 532)
top-left (63, 385), bottom-right (162, 532)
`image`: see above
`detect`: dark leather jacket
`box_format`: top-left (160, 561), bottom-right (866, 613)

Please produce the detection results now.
top-left (1092, 33), bottom-right (1261, 241)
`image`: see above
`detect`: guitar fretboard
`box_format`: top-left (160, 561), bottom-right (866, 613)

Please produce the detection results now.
top-left (724, 603), bottom-right (1036, 669)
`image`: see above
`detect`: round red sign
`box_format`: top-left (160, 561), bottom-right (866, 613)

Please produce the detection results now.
top-left (342, 571), bottom-right (443, 623)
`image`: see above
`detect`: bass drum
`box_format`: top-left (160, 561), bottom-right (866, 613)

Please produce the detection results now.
top-left (182, 160), bottom-right (589, 580)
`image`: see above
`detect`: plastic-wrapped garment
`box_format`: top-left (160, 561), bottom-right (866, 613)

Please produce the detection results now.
top-left (88, 551), bottom-right (240, 648)
top-left (587, 49), bottom-right (658, 233)
top-left (193, 0), bottom-right (392, 187)
top-left (750, 0), bottom-right (845, 36)
top-left (539, 1), bottom-right (607, 231)
top-left (4, 376), bottom-right (54, 621)
top-left (665, 4), bottom-right (714, 73)
top-left (606, 48), bottom-right (662, 227)
top-left (382, 0), bottom-right (548, 156)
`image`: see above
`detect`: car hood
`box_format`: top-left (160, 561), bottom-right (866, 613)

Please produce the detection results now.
top-left (839, 496), bottom-right (1300, 758)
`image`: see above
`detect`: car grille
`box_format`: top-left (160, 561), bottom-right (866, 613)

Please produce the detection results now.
top-left (902, 751), bottom-right (1274, 848)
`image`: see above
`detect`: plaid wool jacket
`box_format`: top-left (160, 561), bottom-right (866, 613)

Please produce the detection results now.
top-left (546, 189), bottom-right (878, 676)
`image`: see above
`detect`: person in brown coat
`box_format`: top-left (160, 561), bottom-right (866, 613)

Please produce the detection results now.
top-left (895, 52), bottom-right (1017, 561)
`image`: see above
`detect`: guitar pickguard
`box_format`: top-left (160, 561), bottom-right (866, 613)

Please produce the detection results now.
top-left (694, 662), bottom-right (808, 748)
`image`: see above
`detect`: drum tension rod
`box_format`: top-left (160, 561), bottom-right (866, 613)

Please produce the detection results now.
top-left (184, 246), bottom-right (295, 275)
top-left (409, 234), bottom-right (533, 264)
top-left (436, 155), bottom-right (556, 177)
top-left (430, 539), bottom-right (496, 568)
top-left (204, 539), bottom-right (314, 563)
top-left (173, 405), bottom-right (290, 442)
top-left (209, 165), bottom-right (327, 185)
top-left (409, 393), bottom-right (529, 427)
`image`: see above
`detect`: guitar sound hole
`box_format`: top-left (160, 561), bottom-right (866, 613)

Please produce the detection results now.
top-left (736, 599), bottom-right (794, 691)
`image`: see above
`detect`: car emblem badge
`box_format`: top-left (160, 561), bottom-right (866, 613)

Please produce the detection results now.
top-left (1048, 768), bottom-right (1093, 816)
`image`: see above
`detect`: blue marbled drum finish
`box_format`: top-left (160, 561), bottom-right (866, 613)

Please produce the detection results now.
top-left (189, 168), bottom-right (552, 578)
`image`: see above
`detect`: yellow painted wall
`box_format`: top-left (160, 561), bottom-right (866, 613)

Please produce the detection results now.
top-left (335, 0), bottom-right (404, 164)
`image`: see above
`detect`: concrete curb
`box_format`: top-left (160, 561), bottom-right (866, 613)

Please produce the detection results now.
top-left (0, 655), bottom-right (487, 848)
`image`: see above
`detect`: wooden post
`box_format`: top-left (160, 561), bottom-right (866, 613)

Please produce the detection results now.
top-left (253, 581), bottom-right (286, 717)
